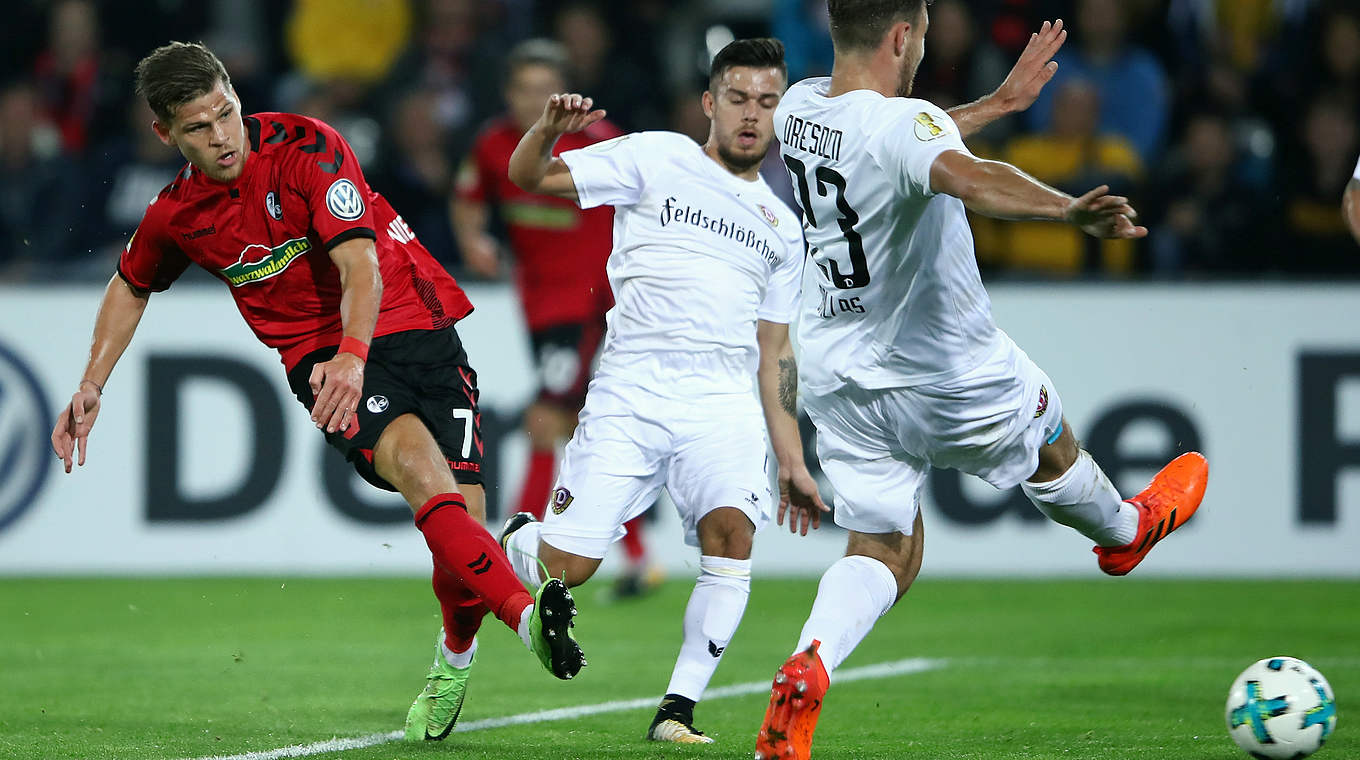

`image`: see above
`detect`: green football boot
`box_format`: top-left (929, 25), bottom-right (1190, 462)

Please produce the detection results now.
top-left (530, 578), bottom-right (586, 679)
top-left (404, 634), bottom-right (474, 741)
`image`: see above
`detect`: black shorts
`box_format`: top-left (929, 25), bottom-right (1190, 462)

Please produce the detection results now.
top-left (287, 326), bottom-right (483, 492)
top-left (530, 320), bottom-right (605, 408)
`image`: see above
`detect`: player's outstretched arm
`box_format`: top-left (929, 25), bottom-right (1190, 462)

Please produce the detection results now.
top-left (51, 275), bottom-right (150, 473)
top-left (1345, 178), bottom-right (1360, 245)
top-left (507, 93), bottom-right (606, 201)
top-left (929, 149), bottom-right (1148, 239)
top-left (947, 19), bottom-right (1066, 140)
top-left (756, 320), bottom-right (829, 536)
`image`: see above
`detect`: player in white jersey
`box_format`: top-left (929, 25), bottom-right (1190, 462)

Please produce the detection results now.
top-left (754, 4), bottom-right (1211, 760)
top-left (1345, 153), bottom-right (1360, 244)
top-left (500, 39), bottom-right (828, 744)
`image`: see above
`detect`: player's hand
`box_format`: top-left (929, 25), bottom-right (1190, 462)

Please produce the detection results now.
top-left (539, 93), bottom-right (607, 138)
top-left (1065, 185), bottom-right (1149, 239)
top-left (51, 383), bottom-right (102, 473)
top-left (462, 233), bottom-right (502, 279)
top-left (993, 19), bottom-right (1066, 115)
top-left (776, 465), bottom-right (829, 536)
top-left (309, 352), bottom-right (365, 434)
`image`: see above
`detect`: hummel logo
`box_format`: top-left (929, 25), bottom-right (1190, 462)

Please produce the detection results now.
top-left (466, 552), bottom-right (492, 575)
top-left (708, 640), bottom-right (725, 658)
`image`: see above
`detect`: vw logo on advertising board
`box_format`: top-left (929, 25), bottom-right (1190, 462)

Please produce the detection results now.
top-left (0, 341), bottom-right (52, 532)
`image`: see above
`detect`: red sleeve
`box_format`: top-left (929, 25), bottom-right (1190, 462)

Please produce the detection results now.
top-left (454, 131), bottom-right (492, 204)
top-left (583, 119), bottom-right (625, 144)
top-left (117, 195), bottom-right (190, 293)
top-left (286, 117), bottom-right (378, 250)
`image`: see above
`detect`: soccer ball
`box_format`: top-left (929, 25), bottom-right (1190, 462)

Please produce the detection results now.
top-left (1226, 656), bottom-right (1337, 759)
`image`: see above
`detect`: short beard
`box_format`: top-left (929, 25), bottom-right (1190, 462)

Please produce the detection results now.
top-left (896, 59), bottom-right (920, 98)
top-left (715, 140), bottom-right (766, 173)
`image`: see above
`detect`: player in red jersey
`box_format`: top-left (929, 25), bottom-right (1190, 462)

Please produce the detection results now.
top-left (48, 42), bottom-right (585, 743)
top-left (453, 39), bottom-right (653, 593)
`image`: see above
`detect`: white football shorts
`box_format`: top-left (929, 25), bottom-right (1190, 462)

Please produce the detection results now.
top-left (805, 332), bottom-right (1063, 535)
top-left (538, 376), bottom-right (773, 559)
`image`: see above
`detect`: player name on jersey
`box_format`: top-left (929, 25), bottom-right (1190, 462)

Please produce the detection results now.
top-left (659, 196), bottom-right (783, 267)
top-left (781, 115), bottom-right (844, 161)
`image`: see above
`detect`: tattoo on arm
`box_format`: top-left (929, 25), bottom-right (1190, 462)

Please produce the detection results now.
top-left (777, 356), bottom-right (797, 417)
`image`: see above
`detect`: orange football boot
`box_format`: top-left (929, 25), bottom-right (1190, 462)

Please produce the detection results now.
top-left (1094, 451), bottom-right (1209, 576)
top-left (754, 640), bottom-right (830, 760)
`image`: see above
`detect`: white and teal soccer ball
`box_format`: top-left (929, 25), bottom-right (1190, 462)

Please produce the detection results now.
top-left (1226, 656), bottom-right (1337, 759)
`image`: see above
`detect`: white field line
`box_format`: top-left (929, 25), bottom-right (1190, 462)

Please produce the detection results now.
top-left (177, 656), bottom-right (946, 760)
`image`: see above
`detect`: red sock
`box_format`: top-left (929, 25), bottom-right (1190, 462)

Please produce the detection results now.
top-left (621, 516), bottom-right (647, 564)
top-left (415, 494), bottom-right (533, 631)
top-left (518, 449), bottom-right (556, 520)
top-left (432, 564), bottom-right (487, 653)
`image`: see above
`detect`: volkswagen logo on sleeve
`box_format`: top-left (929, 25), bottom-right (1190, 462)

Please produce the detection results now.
top-left (325, 178), bottom-right (365, 221)
top-left (0, 341), bottom-right (53, 533)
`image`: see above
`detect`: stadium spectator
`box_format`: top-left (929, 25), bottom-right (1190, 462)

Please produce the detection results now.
top-left (1027, 0), bottom-right (1170, 163)
top-left (772, 0), bottom-right (834, 81)
top-left (379, 0), bottom-right (508, 161)
top-left (553, 1), bottom-right (665, 131)
top-left (1346, 153), bottom-right (1360, 245)
top-left (285, 0), bottom-right (411, 86)
top-left (912, 0), bottom-right (1011, 146)
top-left (1146, 111), bottom-right (1268, 274)
top-left (31, 0), bottom-right (108, 154)
top-left (997, 79), bottom-right (1144, 275)
top-left (369, 88), bottom-right (460, 267)
top-left (79, 98), bottom-right (183, 266)
top-left (1277, 95), bottom-right (1359, 274)
top-left (0, 81), bottom-right (81, 280)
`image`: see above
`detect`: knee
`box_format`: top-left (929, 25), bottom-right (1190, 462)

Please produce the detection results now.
top-left (541, 548), bottom-right (599, 588)
top-left (698, 508), bottom-right (755, 559)
top-left (524, 402), bottom-right (569, 448)
top-left (1030, 419), bottom-right (1079, 483)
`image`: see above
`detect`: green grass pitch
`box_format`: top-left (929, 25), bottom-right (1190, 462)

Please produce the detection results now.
top-left (1, 576), bottom-right (1354, 759)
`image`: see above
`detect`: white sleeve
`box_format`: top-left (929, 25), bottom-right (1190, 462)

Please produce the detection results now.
top-left (558, 132), bottom-right (647, 209)
top-left (1353, 153), bottom-right (1360, 180)
top-left (880, 101), bottom-right (971, 198)
top-left (757, 235), bottom-right (805, 324)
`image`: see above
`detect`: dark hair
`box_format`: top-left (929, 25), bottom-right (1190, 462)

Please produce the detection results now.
top-left (134, 41), bottom-right (231, 122)
top-left (506, 38), bottom-right (570, 83)
top-left (709, 38), bottom-right (787, 91)
top-left (827, 0), bottom-right (931, 51)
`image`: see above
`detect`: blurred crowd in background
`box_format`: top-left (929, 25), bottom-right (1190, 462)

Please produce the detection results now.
top-left (1, 0), bottom-right (1357, 284)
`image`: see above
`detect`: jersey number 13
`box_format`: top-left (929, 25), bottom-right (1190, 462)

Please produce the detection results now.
top-left (783, 155), bottom-right (869, 289)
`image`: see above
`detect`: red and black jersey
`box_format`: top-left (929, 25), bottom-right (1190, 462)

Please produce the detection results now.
top-left (456, 117), bottom-right (619, 331)
top-left (119, 112), bottom-right (473, 371)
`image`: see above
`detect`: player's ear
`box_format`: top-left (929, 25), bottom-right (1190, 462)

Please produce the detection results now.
top-left (151, 119), bottom-right (174, 147)
top-left (892, 23), bottom-right (908, 58)
top-left (701, 89), bottom-right (716, 119)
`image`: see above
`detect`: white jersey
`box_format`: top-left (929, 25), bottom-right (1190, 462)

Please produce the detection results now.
top-left (776, 77), bottom-right (1000, 394)
top-left (560, 131), bottom-right (804, 394)
top-left (1353, 153), bottom-right (1360, 180)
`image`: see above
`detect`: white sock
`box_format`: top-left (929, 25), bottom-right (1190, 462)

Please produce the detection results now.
top-left (795, 555), bottom-right (897, 677)
top-left (1022, 450), bottom-right (1137, 547)
top-left (440, 633), bottom-right (476, 668)
top-left (505, 521), bottom-right (546, 586)
top-left (516, 604), bottom-right (534, 650)
top-left (663, 555), bottom-right (751, 701)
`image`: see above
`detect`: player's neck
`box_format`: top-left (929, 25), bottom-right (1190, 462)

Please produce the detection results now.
top-left (828, 54), bottom-right (896, 99)
top-left (701, 140), bottom-right (761, 182)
